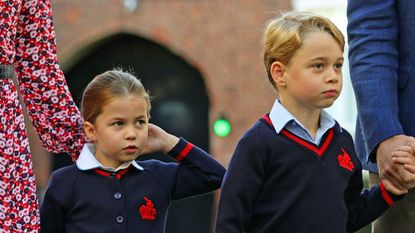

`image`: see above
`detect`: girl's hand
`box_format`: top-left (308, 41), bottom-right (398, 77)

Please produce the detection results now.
top-left (141, 123), bottom-right (179, 154)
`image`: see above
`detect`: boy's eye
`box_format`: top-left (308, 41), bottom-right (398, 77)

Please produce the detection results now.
top-left (334, 63), bottom-right (343, 70)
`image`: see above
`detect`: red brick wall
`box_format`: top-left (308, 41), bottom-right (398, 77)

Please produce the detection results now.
top-left (48, 0), bottom-right (291, 167)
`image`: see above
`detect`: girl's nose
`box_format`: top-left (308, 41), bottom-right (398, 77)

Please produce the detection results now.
top-left (125, 127), bottom-right (137, 140)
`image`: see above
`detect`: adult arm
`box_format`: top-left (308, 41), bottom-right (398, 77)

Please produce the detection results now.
top-left (14, 0), bottom-right (85, 160)
top-left (347, 0), bottom-right (409, 192)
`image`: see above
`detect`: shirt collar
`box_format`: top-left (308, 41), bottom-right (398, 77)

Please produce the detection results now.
top-left (76, 143), bottom-right (144, 171)
top-left (268, 98), bottom-right (338, 134)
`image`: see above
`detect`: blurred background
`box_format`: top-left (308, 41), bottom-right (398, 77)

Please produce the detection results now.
top-left (24, 0), bottom-right (368, 232)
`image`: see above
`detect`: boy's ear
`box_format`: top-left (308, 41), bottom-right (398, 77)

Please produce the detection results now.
top-left (84, 121), bottom-right (97, 142)
top-left (270, 61), bottom-right (287, 88)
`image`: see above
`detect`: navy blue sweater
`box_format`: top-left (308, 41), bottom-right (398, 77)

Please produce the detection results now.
top-left (40, 138), bottom-right (225, 233)
top-left (215, 115), bottom-right (400, 233)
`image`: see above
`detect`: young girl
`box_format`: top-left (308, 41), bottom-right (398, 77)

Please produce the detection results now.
top-left (40, 69), bottom-right (225, 233)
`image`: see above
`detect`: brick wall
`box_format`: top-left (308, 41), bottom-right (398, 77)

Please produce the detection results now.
top-left (45, 0), bottom-right (291, 168)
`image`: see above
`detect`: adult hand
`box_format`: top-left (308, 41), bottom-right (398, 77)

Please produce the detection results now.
top-left (376, 135), bottom-right (415, 194)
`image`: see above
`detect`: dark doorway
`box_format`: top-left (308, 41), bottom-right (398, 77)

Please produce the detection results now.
top-left (55, 33), bottom-right (212, 233)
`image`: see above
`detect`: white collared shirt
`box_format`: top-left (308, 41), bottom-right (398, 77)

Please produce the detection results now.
top-left (76, 143), bottom-right (144, 171)
top-left (269, 99), bottom-right (338, 145)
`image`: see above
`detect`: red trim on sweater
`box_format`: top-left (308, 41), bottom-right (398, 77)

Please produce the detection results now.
top-left (261, 114), bottom-right (334, 157)
top-left (379, 182), bottom-right (394, 206)
top-left (262, 114), bottom-right (273, 126)
top-left (175, 143), bottom-right (194, 162)
top-left (93, 167), bottom-right (131, 179)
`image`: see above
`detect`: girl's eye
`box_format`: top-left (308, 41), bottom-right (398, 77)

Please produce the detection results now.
top-left (112, 121), bottom-right (123, 127)
top-left (136, 120), bottom-right (147, 125)
top-left (313, 63), bottom-right (324, 69)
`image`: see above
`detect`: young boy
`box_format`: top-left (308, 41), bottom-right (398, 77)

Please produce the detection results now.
top-left (214, 11), bottom-right (415, 233)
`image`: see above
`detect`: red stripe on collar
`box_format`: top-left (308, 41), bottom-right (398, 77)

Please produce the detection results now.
top-left (281, 128), bottom-right (334, 157)
top-left (262, 114), bottom-right (273, 126)
top-left (93, 167), bottom-right (131, 179)
top-left (261, 113), bottom-right (334, 157)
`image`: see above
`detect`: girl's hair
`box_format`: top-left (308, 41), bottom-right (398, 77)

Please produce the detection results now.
top-left (262, 11), bottom-right (345, 89)
top-left (81, 69), bottom-right (151, 123)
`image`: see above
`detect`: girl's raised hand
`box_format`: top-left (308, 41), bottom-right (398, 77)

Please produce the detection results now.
top-left (141, 123), bottom-right (179, 155)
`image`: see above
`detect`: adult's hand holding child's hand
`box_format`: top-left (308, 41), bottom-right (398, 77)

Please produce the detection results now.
top-left (376, 135), bottom-right (414, 195)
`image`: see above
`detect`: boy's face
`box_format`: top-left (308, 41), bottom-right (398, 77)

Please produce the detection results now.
top-left (276, 31), bottom-right (343, 112)
top-left (84, 94), bottom-right (149, 168)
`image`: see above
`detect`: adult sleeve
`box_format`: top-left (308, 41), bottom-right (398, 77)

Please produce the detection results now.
top-left (214, 134), bottom-right (267, 233)
top-left (14, 0), bottom-right (85, 160)
top-left (347, 0), bottom-right (402, 161)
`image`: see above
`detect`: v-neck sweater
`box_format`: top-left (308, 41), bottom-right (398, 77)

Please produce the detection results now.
top-left (215, 114), bottom-right (400, 233)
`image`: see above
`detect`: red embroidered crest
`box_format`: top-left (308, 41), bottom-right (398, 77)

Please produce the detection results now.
top-left (337, 148), bottom-right (355, 171)
top-left (139, 196), bottom-right (157, 220)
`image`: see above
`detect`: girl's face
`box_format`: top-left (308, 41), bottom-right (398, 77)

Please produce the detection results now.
top-left (277, 31), bottom-right (344, 114)
top-left (84, 94), bottom-right (149, 168)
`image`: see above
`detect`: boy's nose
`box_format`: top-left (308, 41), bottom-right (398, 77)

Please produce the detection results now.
top-left (326, 69), bottom-right (340, 83)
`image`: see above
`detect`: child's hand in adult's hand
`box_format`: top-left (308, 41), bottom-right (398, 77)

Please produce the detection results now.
top-left (141, 123), bottom-right (179, 154)
top-left (392, 144), bottom-right (415, 189)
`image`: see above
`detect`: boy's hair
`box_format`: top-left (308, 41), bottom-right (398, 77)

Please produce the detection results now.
top-left (81, 68), bottom-right (151, 123)
top-left (262, 11), bottom-right (345, 89)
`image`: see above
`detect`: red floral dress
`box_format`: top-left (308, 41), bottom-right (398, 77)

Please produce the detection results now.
top-left (0, 0), bottom-right (85, 231)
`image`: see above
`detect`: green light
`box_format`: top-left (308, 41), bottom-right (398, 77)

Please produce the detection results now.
top-left (214, 118), bottom-right (231, 137)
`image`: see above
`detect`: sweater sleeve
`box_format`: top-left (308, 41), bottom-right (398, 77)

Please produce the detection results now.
top-left (167, 137), bottom-right (226, 200)
top-left (214, 133), bottom-right (267, 233)
top-left (345, 160), bottom-right (402, 232)
top-left (40, 166), bottom-right (77, 232)
top-left (14, 0), bottom-right (85, 160)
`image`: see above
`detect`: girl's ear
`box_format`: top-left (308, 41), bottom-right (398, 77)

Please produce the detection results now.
top-left (270, 61), bottom-right (287, 88)
top-left (84, 121), bottom-right (97, 142)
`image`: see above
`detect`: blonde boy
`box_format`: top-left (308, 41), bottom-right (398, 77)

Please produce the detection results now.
top-left (215, 11), bottom-right (410, 233)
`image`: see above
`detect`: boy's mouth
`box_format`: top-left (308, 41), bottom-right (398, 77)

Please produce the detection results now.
top-left (322, 89), bottom-right (338, 97)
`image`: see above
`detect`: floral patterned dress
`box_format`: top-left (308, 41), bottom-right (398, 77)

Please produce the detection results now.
top-left (0, 0), bottom-right (85, 231)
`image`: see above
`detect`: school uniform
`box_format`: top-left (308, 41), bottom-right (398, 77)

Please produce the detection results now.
top-left (215, 100), bottom-right (401, 233)
top-left (40, 138), bottom-right (225, 233)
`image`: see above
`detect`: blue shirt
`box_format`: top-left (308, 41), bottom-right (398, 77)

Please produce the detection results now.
top-left (269, 98), bottom-right (337, 145)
